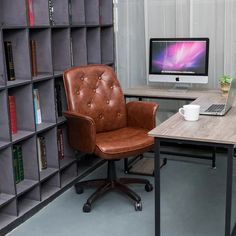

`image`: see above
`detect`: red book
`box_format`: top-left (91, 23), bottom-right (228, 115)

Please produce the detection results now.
top-left (27, 0), bottom-right (35, 26)
top-left (8, 96), bottom-right (17, 134)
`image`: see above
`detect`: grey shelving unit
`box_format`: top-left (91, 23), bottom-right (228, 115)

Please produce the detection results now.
top-left (0, 0), bottom-right (114, 234)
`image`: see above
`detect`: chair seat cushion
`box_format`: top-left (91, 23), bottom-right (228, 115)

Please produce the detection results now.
top-left (95, 127), bottom-right (154, 160)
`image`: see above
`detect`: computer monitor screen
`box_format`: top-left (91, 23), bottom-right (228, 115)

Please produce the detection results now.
top-left (149, 38), bottom-right (209, 84)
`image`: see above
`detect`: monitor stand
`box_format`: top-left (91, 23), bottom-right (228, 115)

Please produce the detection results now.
top-left (168, 83), bottom-right (192, 93)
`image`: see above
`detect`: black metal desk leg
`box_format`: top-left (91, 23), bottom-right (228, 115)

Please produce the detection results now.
top-left (225, 145), bottom-right (234, 236)
top-left (155, 138), bottom-right (161, 236)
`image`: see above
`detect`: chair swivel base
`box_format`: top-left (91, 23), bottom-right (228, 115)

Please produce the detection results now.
top-left (75, 177), bottom-right (153, 213)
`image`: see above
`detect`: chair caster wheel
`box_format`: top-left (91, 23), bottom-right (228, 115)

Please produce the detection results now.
top-left (83, 203), bottom-right (91, 213)
top-left (75, 184), bottom-right (84, 194)
top-left (135, 201), bottom-right (142, 211)
top-left (145, 183), bottom-right (153, 192)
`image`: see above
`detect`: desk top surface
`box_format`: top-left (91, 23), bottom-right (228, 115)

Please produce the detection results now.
top-left (124, 85), bottom-right (219, 100)
top-left (149, 93), bottom-right (236, 145)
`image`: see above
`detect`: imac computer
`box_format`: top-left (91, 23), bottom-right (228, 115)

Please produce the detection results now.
top-left (149, 38), bottom-right (209, 90)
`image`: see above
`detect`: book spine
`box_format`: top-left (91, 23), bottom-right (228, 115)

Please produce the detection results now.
top-left (27, 0), bottom-right (35, 26)
top-left (48, 0), bottom-right (55, 26)
top-left (30, 39), bottom-right (37, 76)
top-left (8, 96), bottom-right (17, 134)
top-left (39, 136), bottom-right (47, 169)
top-left (37, 137), bottom-right (42, 171)
top-left (68, 0), bottom-right (72, 25)
top-left (55, 83), bottom-right (63, 117)
top-left (4, 41), bottom-right (15, 81)
top-left (33, 89), bottom-right (42, 124)
top-left (13, 146), bottom-right (20, 184)
top-left (70, 36), bottom-right (74, 66)
top-left (16, 145), bottom-right (24, 182)
top-left (57, 129), bottom-right (64, 160)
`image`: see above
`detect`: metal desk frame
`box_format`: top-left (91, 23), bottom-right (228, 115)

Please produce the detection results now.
top-left (154, 138), bottom-right (235, 236)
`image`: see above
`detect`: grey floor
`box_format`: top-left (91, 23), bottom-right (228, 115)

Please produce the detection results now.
top-left (7, 152), bottom-right (236, 236)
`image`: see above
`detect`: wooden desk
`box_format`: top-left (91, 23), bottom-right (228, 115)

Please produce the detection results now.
top-left (123, 86), bottom-right (221, 173)
top-left (124, 85), bottom-right (219, 100)
top-left (149, 92), bottom-right (236, 236)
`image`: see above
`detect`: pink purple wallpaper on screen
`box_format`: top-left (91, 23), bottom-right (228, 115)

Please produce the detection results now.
top-left (151, 41), bottom-right (207, 74)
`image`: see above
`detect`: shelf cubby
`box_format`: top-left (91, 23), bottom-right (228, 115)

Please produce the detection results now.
top-left (15, 137), bottom-right (39, 196)
top-left (101, 26), bottom-right (114, 64)
top-left (52, 28), bottom-right (71, 74)
top-left (28, 0), bottom-right (50, 27)
top-left (0, 91), bottom-right (10, 148)
top-left (52, 1), bottom-right (69, 26)
top-left (85, 0), bottom-right (100, 25)
top-left (39, 167), bottom-right (58, 182)
top-left (0, 200), bottom-right (17, 230)
top-left (99, 0), bottom-right (113, 25)
top-left (1, 0), bottom-right (27, 27)
top-left (40, 173), bottom-right (60, 201)
top-left (37, 128), bottom-right (59, 181)
top-left (70, 0), bottom-right (86, 25)
top-left (29, 29), bottom-right (53, 80)
top-left (58, 124), bottom-right (76, 170)
top-left (60, 162), bottom-right (77, 188)
top-left (71, 27), bottom-right (87, 66)
top-left (0, 148), bottom-right (15, 206)
top-left (17, 185), bottom-right (40, 216)
top-left (3, 29), bottom-right (31, 86)
top-left (8, 84), bottom-right (35, 143)
top-left (33, 79), bottom-right (56, 131)
top-left (87, 27), bottom-right (101, 64)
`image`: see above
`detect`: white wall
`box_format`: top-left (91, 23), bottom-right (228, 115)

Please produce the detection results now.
top-left (114, 0), bottom-right (147, 89)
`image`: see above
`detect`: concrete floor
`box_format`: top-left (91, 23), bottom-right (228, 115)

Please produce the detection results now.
top-left (7, 152), bottom-right (236, 236)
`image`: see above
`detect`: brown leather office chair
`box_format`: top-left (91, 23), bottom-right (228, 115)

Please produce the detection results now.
top-left (63, 64), bottom-right (158, 212)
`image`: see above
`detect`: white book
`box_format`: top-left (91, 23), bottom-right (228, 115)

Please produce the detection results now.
top-left (33, 89), bottom-right (42, 124)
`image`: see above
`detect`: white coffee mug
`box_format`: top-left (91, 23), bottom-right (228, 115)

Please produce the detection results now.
top-left (178, 104), bottom-right (200, 121)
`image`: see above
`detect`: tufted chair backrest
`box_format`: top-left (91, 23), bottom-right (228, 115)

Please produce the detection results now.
top-left (63, 65), bottom-right (127, 133)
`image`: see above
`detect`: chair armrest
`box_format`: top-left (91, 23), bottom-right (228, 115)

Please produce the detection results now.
top-left (63, 111), bottom-right (96, 153)
top-left (126, 101), bottom-right (159, 130)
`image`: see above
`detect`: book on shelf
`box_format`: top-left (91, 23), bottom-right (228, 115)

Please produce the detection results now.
top-left (13, 145), bottom-right (24, 183)
top-left (68, 0), bottom-right (72, 24)
top-left (55, 83), bottom-right (63, 117)
top-left (37, 136), bottom-right (47, 171)
top-left (57, 128), bottom-right (65, 160)
top-left (33, 88), bottom-right (42, 124)
top-left (8, 95), bottom-right (17, 135)
top-left (27, 0), bottom-right (35, 26)
top-left (48, 0), bottom-right (55, 25)
top-left (12, 146), bottom-right (19, 183)
top-left (30, 39), bottom-right (38, 76)
top-left (70, 36), bottom-right (74, 66)
top-left (4, 41), bottom-right (15, 81)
